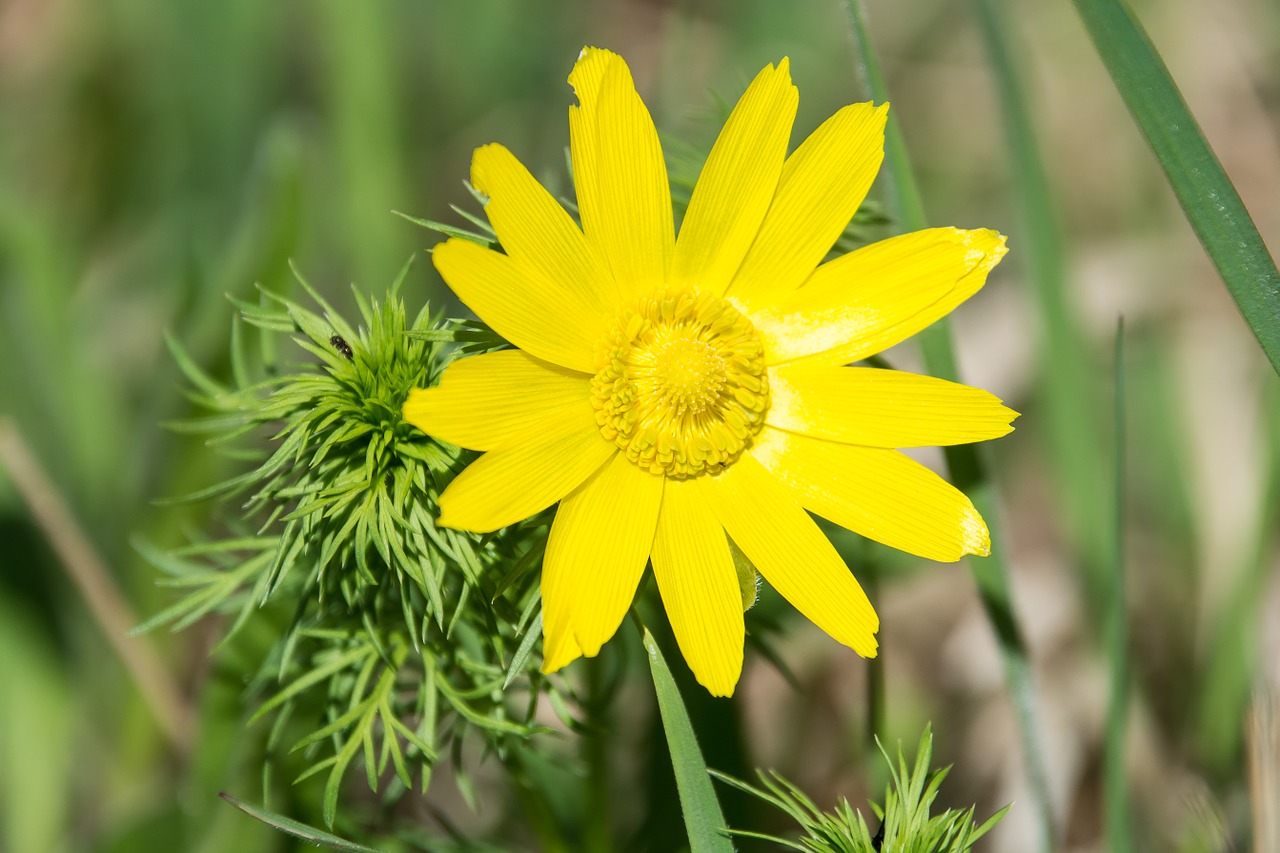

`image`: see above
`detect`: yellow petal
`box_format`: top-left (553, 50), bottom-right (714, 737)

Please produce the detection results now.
top-left (751, 426), bottom-right (990, 562)
top-left (436, 424), bottom-right (615, 534)
top-left (576, 49), bottom-right (673, 296)
top-left (650, 478), bottom-right (744, 697)
top-left (698, 454), bottom-right (878, 657)
top-left (752, 227), bottom-right (1008, 367)
top-left (432, 237), bottom-right (600, 373)
top-left (568, 46), bottom-right (615, 290)
top-left (470, 143), bottom-right (617, 316)
top-left (541, 453), bottom-right (664, 671)
top-left (403, 351), bottom-right (593, 452)
top-left (767, 365), bottom-right (1018, 448)
top-left (726, 102), bottom-right (888, 311)
top-left (670, 59), bottom-right (797, 294)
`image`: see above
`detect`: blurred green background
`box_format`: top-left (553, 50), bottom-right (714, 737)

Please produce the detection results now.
top-left (2, 0), bottom-right (1278, 850)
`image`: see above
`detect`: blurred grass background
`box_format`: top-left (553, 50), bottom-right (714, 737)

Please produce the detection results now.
top-left (1, 0), bottom-right (1278, 850)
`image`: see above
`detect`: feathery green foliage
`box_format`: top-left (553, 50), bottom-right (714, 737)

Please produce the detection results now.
top-left (714, 727), bottom-right (1008, 853)
top-left (138, 259), bottom-right (555, 825)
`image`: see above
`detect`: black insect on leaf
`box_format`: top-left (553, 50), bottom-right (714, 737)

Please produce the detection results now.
top-left (330, 335), bottom-right (354, 361)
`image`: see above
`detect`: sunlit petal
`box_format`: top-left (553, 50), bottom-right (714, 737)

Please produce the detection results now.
top-left (767, 365), bottom-right (1018, 447)
top-left (437, 424), bottom-right (615, 533)
top-left (670, 60), bottom-right (797, 294)
top-left (726, 102), bottom-right (888, 310)
top-left (699, 454), bottom-right (878, 657)
top-left (651, 478), bottom-right (744, 696)
top-left (751, 427), bottom-right (990, 561)
top-left (752, 227), bottom-right (1008, 367)
top-left (541, 453), bottom-right (663, 671)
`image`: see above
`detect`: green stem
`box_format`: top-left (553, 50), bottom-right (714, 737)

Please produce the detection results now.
top-left (842, 2), bottom-right (1057, 849)
top-left (584, 657), bottom-right (614, 852)
top-left (1070, 0), bottom-right (1280, 376)
top-left (971, 0), bottom-right (1109, 596)
top-left (636, 617), bottom-right (734, 853)
top-left (1104, 322), bottom-right (1132, 850)
top-left (863, 555), bottom-right (886, 749)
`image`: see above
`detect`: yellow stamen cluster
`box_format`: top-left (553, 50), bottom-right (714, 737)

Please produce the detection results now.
top-left (591, 289), bottom-right (770, 478)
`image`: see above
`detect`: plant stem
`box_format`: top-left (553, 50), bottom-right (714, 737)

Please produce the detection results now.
top-left (1104, 321), bottom-right (1132, 850)
top-left (841, 3), bottom-right (1057, 849)
top-left (971, 0), bottom-right (1109, 597)
top-left (0, 417), bottom-right (194, 754)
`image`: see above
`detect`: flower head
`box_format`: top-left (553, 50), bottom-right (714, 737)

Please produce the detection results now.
top-left (404, 48), bottom-right (1016, 696)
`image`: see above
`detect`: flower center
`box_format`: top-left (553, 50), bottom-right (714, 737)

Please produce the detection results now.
top-left (591, 289), bottom-right (770, 478)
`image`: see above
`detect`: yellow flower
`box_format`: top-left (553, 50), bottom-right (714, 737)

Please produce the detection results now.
top-left (404, 48), bottom-right (1016, 697)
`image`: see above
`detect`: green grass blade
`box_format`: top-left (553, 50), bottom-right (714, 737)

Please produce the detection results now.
top-left (642, 626), bottom-right (733, 853)
top-left (1196, 379), bottom-right (1280, 770)
top-left (1104, 321), bottom-right (1132, 850)
top-left (503, 610), bottom-right (542, 690)
top-left (1070, 0), bottom-right (1280, 375)
top-left (972, 0), bottom-right (1110, 592)
top-left (843, 2), bottom-right (1057, 849)
top-left (218, 793), bottom-right (386, 852)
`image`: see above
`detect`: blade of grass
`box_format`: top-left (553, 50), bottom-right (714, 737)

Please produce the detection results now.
top-left (972, 0), bottom-right (1109, 594)
top-left (1196, 379), bottom-right (1280, 770)
top-left (1104, 321), bottom-right (1132, 850)
top-left (316, 2), bottom-right (413, 290)
top-left (0, 418), bottom-right (194, 754)
top-left (640, 624), bottom-right (733, 853)
top-left (843, 2), bottom-right (1056, 849)
top-left (219, 793), bottom-right (386, 852)
top-left (1248, 689), bottom-right (1280, 853)
top-left (1070, 0), bottom-right (1280, 375)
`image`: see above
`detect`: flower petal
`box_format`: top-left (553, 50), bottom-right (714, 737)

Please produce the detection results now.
top-left (568, 46), bottom-right (613, 284)
top-left (766, 365), bottom-right (1018, 448)
top-left (670, 59), bottom-right (797, 294)
top-left (572, 48), bottom-right (673, 296)
top-left (725, 102), bottom-right (888, 310)
top-left (650, 478), bottom-right (744, 697)
top-left (403, 351), bottom-right (594, 452)
top-left (752, 227), bottom-right (1008, 367)
top-left (432, 237), bottom-right (600, 372)
top-left (436, 424), bottom-right (615, 534)
top-left (541, 453), bottom-right (664, 671)
top-left (698, 454), bottom-right (878, 657)
top-left (751, 426), bottom-right (990, 562)
top-left (471, 143), bottom-right (616, 316)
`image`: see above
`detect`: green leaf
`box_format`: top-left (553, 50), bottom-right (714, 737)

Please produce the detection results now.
top-left (972, 0), bottom-right (1110, 588)
top-left (642, 627), bottom-right (733, 853)
top-left (1104, 321), bottom-right (1132, 850)
top-left (164, 331), bottom-right (227, 398)
top-left (1070, 0), bottom-right (1280, 375)
top-left (218, 793), bottom-right (387, 852)
top-left (393, 210), bottom-right (498, 249)
top-left (503, 610), bottom-right (541, 690)
top-left (843, 4), bottom-right (1056, 849)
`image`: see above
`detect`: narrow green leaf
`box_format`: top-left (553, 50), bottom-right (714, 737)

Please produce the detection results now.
top-left (218, 793), bottom-right (387, 852)
top-left (1195, 380), bottom-right (1280, 769)
top-left (642, 627), bottom-right (733, 853)
top-left (1104, 320), bottom-right (1132, 850)
top-left (249, 644), bottom-right (373, 724)
top-left (164, 331), bottom-right (227, 398)
top-left (972, 0), bottom-right (1110, 588)
top-left (324, 724), bottom-right (366, 827)
top-left (393, 210), bottom-right (498, 248)
top-left (1071, 0), bottom-right (1280, 375)
top-left (504, 610), bottom-right (542, 690)
top-left (842, 3), bottom-right (1057, 849)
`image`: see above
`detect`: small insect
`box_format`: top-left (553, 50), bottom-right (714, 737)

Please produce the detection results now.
top-left (329, 335), bottom-right (354, 361)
